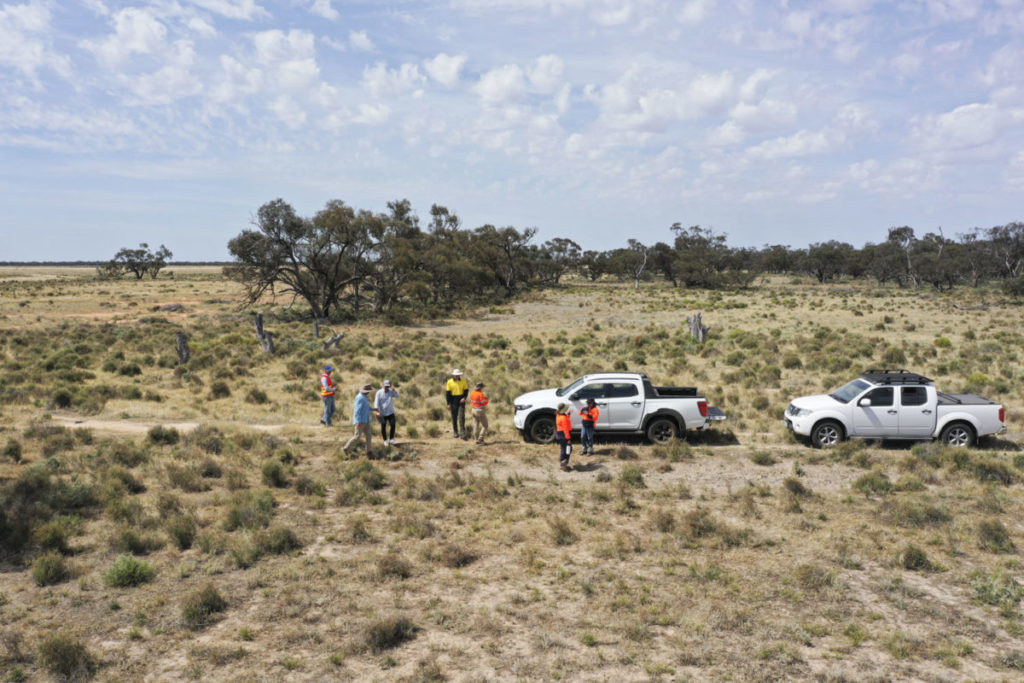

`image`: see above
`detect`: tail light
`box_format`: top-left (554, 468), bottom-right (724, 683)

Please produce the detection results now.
top-left (999, 407), bottom-right (1005, 423)
top-left (698, 400), bottom-right (708, 418)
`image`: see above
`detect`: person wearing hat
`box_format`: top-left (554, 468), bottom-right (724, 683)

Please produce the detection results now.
top-left (445, 368), bottom-right (470, 439)
top-left (374, 380), bottom-right (401, 446)
top-left (555, 403), bottom-right (573, 471)
top-left (579, 398), bottom-right (599, 455)
top-left (343, 383), bottom-right (375, 456)
top-left (468, 381), bottom-right (490, 444)
top-left (319, 365), bottom-right (336, 427)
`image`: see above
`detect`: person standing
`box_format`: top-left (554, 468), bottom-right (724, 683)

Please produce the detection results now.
top-left (343, 384), bottom-right (375, 456)
top-left (556, 402), bottom-right (573, 471)
top-left (374, 380), bottom-right (400, 445)
top-left (579, 398), bottom-right (599, 454)
top-left (468, 382), bottom-right (490, 444)
top-left (445, 369), bottom-right (470, 439)
top-left (319, 365), bottom-right (336, 427)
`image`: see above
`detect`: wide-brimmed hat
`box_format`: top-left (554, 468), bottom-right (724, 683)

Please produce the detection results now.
top-left (556, 402), bottom-right (567, 413)
top-left (586, 398), bottom-right (596, 406)
top-left (361, 383), bottom-right (373, 393)
top-left (475, 382), bottom-right (484, 389)
top-left (452, 368), bottom-right (462, 375)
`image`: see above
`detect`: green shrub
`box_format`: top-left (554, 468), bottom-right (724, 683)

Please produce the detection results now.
top-left (683, 508), bottom-right (717, 538)
top-left (256, 525), bottom-right (302, 554)
top-left (897, 545), bottom-right (932, 571)
top-left (376, 553), bottom-right (413, 580)
top-left (794, 563), bottom-right (835, 591)
top-left (147, 425), bottom-right (179, 446)
top-left (972, 569), bottom-right (1024, 607)
top-left (749, 451), bottom-right (775, 466)
top-left (619, 465), bottom-right (645, 488)
top-left (934, 337), bottom-right (952, 348)
top-left (104, 555), bottom-right (155, 587)
top-left (209, 381), bottom-right (231, 399)
top-left (853, 470), bottom-right (893, 496)
top-left (198, 458), bottom-right (222, 478)
top-left (260, 459), bottom-right (289, 488)
top-left (977, 519), bottom-right (1016, 554)
top-left (182, 584), bottom-right (228, 630)
top-left (109, 527), bottom-right (165, 555)
top-left (38, 634), bottom-right (94, 681)
top-left (165, 515), bottom-right (197, 550)
top-left (223, 490), bottom-right (275, 531)
top-left (187, 425), bottom-right (224, 454)
top-left (548, 518), bottom-right (578, 546)
top-left (166, 463), bottom-right (208, 492)
top-left (438, 542), bottom-right (476, 568)
top-left (2, 439), bottom-right (22, 462)
top-left (363, 616), bottom-right (418, 652)
top-left (245, 388), bottom-right (269, 404)
top-left (32, 553), bottom-right (71, 586)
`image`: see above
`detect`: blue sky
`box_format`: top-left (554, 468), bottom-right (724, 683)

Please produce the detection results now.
top-left (1, 0), bottom-right (1022, 260)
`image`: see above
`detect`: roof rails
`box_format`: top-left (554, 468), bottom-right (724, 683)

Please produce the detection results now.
top-left (860, 369), bottom-right (933, 385)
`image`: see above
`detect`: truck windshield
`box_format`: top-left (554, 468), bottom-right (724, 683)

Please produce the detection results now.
top-left (555, 377), bottom-right (586, 397)
top-left (830, 379), bottom-right (869, 404)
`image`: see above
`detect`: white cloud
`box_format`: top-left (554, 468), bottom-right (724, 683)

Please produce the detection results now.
top-left (677, 0), bottom-right (714, 25)
top-left (912, 102), bottom-right (1008, 154)
top-left (592, 2), bottom-right (632, 26)
top-left (475, 64), bottom-right (527, 105)
top-left (848, 157), bottom-right (943, 194)
top-left (252, 29), bottom-right (319, 89)
top-left (310, 0), bottom-right (339, 20)
top-left (209, 54), bottom-right (263, 105)
top-left (362, 61), bottom-right (425, 98)
top-left (349, 30), bottom-right (374, 51)
top-left (188, 0), bottom-right (270, 21)
top-left (123, 40), bottom-right (202, 105)
top-left (746, 129), bottom-right (836, 160)
top-left (0, 1), bottom-right (71, 78)
top-left (354, 102), bottom-right (391, 125)
top-left (554, 83), bottom-right (571, 114)
top-left (187, 17), bottom-right (217, 38)
top-left (527, 54), bottom-right (565, 93)
top-left (833, 103), bottom-right (877, 133)
top-left (267, 94), bottom-right (306, 128)
top-left (1006, 150), bottom-right (1024, 190)
top-left (80, 7), bottom-right (169, 69)
top-left (424, 52), bottom-right (467, 87)
top-left (730, 99), bottom-right (797, 132)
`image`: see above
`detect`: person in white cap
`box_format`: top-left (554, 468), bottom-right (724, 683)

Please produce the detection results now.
top-left (374, 379), bottom-right (400, 445)
top-left (445, 368), bottom-right (470, 439)
top-left (343, 383), bottom-right (375, 456)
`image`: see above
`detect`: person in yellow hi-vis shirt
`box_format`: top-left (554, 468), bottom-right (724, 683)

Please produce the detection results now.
top-left (445, 368), bottom-right (470, 439)
top-left (468, 382), bottom-right (490, 444)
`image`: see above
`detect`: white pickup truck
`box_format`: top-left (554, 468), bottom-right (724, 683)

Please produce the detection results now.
top-left (785, 370), bottom-right (1006, 448)
top-left (513, 372), bottom-right (726, 444)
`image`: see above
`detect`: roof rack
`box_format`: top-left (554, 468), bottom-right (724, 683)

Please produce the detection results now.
top-left (860, 369), bottom-right (933, 385)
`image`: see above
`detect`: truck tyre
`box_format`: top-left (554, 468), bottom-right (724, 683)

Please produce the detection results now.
top-left (646, 417), bottom-right (679, 444)
top-left (810, 420), bottom-right (843, 448)
top-left (939, 422), bottom-right (975, 448)
top-left (528, 415), bottom-right (556, 444)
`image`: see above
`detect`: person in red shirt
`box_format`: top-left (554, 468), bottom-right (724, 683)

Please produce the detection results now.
top-left (555, 402), bottom-right (573, 471)
top-left (579, 398), bottom-right (599, 454)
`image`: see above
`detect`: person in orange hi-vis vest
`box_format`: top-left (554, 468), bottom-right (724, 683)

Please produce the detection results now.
top-left (320, 365), bottom-right (336, 427)
top-left (579, 398), bottom-right (599, 455)
top-left (469, 382), bottom-right (490, 444)
top-left (555, 403), bottom-right (573, 471)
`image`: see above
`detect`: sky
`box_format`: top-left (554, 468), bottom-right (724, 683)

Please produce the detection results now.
top-left (1, 0), bottom-right (1023, 261)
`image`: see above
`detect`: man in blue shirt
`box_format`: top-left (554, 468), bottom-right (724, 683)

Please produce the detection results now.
top-left (343, 383), bottom-right (375, 456)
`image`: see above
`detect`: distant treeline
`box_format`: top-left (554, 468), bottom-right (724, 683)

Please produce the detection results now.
top-left (224, 198), bottom-right (1024, 322)
top-left (0, 261), bottom-right (233, 267)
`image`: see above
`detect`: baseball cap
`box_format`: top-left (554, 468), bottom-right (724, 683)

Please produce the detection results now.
top-left (324, 364), bottom-right (333, 371)
top-left (383, 379), bottom-right (392, 387)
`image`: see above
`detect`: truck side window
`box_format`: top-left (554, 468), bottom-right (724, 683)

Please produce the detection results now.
top-left (901, 386), bottom-right (927, 406)
top-left (864, 387), bottom-right (893, 406)
top-left (607, 383), bottom-right (639, 398)
top-left (575, 384), bottom-right (606, 400)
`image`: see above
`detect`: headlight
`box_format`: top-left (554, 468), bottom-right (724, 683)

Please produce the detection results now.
top-left (514, 404), bottom-right (531, 412)
top-left (786, 404), bottom-right (812, 417)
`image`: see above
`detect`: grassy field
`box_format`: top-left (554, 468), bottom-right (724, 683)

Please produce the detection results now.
top-left (1, 266), bottom-right (1022, 682)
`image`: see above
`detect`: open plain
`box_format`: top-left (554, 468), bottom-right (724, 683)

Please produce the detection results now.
top-left (1, 266), bottom-right (1023, 681)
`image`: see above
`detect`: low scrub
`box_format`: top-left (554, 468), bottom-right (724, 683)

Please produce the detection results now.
top-left (363, 615), bottom-right (418, 652)
top-left (182, 584), bottom-right (228, 630)
top-left (38, 634), bottom-right (95, 681)
top-left (104, 554), bottom-right (155, 587)
top-left (32, 553), bottom-right (71, 586)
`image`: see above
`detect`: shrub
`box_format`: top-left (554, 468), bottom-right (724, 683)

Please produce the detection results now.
top-left (795, 563), bottom-right (835, 591)
top-left (363, 616), bottom-right (418, 652)
top-left (977, 519), bottom-right (1016, 554)
top-left (972, 569), bottom-right (1024, 607)
top-left (245, 388), bottom-right (269, 404)
top-left (649, 508), bottom-right (675, 533)
top-left (783, 477), bottom-right (810, 496)
top-left (619, 465), bottom-right (645, 488)
top-left (109, 528), bottom-right (165, 555)
top-left (749, 451), bottom-right (775, 466)
top-left (223, 490), bottom-right (275, 531)
top-left (256, 525), bottom-right (302, 554)
top-left (209, 381), bottom-right (231, 399)
top-left (260, 459), bottom-right (289, 488)
top-left (376, 553), bottom-right (413, 580)
top-left (683, 508), bottom-right (717, 538)
top-left (853, 470), bottom-right (893, 496)
top-left (147, 425), bottom-right (179, 446)
top-left (897, 545), bottom-right (932, 571)
top-left (198, 458), bottom-right (222, 478)
top-left (878, 498), bottom-right (951, 528)
top-left (294, 475), bottom-right (325, 496)
top-left (438, 542), bottom-right (476, 568)
top-left (2, 439), bottom-right (22, 462)
top-left (165, 515), bottom-right (197, 550)
top-left (548, 518), bottom-right (578, 546)
top-left (187, 425), bottom-right (224, 454)
top-left (614, 445), bottom-right (638, 460)
top-left (38, 634), bottom-right (94, 681)
top-left (182, 584), bottom-right (228, 630)
top-left (32, 553), bottom-right (71, 586)
top-left (973, 458), bottom-right (1015, 485)
top-left (166, 463), bottom-right (208, 492)
top-left (104, 555), bottom-right (155, 587)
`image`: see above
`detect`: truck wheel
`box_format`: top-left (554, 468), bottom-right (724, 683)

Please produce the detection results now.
top-left (939, 422), bottom-right (975, 448)
top-left (810, 420), bottom-right (843, 448)
top-left (646, 417), bottom-right (679, 444)
top-left (528, 415), bottom-right (556, 444)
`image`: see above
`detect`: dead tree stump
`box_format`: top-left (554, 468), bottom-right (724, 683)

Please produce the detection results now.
top-left (686, 312), bottom-right (710, 344)
top-left (254, 314), bottom-right (275, 354)
top-left (175, 332), bottom-right (191, 365)
top-left (322, 332), bottom-right (345, 351)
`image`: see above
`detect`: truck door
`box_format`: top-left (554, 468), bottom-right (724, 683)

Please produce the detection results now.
top-left (570, 383), bottom-right (610, 429)
top-left (851, 387), bottom-right (899, 436)
top-left (605, 382), bottom-right (644, 429)
top-left (898, 386), bottom-right (934, 437)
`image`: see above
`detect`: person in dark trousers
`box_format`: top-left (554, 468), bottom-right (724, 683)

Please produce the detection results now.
top-left (445, 368), bottom-right (470, 439)
top-left (556, 403), bottom-right (573, 471)
top-left (319, 365), bottom-right (336, 426)
top-left (579, 398), bottom-right (599, 454)
top-left (374, 380), bottom-right (400, 445)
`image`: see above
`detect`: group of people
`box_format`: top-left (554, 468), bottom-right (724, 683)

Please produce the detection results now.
top-left (319, 366), bottom-right (491, 456)
top-left (555, 398), bottom-right (599, 471)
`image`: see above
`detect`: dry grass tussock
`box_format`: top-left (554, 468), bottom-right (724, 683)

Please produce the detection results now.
top-left (0, 267), bottom-right (1023, 680)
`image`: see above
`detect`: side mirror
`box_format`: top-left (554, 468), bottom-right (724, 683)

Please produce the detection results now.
top-left (858, 398), bottom-right (872, 407)
top-left (569, 393), bottom-right (580, 401)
